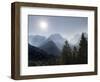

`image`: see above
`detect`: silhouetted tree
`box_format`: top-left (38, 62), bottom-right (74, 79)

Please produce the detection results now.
top-left (78, 33), bottom-right (88, 64)
top-left (61, 40), bottom-right (72, 64)
top-left (72, 46), bottom-right (78, 64)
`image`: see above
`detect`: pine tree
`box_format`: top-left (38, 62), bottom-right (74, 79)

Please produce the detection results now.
top-left (78, 33), bottom-right (88, 64)
top-left (61, 40), bottom-right (72, 64)
top-left (72, 46), bottom-right (78, 64)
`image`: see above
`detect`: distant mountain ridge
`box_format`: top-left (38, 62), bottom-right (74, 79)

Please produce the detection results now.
top-left (29, 35), bottom-right (46, 47)
top-left (47, 34), bottom-right (66, 51)
top-left (29, 34), bottom-right (66, 51)
top-left (28, 33), bottom-right (88, 66)
top-left (28, 33), bottom-right (88, 56)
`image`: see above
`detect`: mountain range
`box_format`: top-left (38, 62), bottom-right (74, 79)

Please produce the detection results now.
top-left (29, 35), bottom-right (46, 47)
top-left (28, 33), bottom-right (88, 56)
top-left (28, 33), bottom-right (88, 66)
top-left (29, 34), bottom-right (66, 51)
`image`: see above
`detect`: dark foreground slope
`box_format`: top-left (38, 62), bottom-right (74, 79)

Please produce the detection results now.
top-left (28, 44), bottom-right (60, 66)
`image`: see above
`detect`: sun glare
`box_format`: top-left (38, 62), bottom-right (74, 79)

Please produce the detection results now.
top-left (39, 21), bottom-right (48, 30)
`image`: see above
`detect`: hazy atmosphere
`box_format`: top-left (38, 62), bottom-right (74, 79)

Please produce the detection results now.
top-left (28, 15), bottom-right (88, 41)
top-left (28, 15), bottom-right (88, 66)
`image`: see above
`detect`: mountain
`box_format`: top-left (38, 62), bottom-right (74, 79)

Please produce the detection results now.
top-left (48, 34), bottom-right (66, 51)
top-left (69, 34), bottom-right (81, 46)
top-left (28, 44), bottom-right (49, 61)
top-left (69, 33), bottom-right (88, 46)
top-left (28, 44), bottom-right (59, 66)
top-left (29, 35), bottom-right (46, 47)
top-left (40, 40), bottom-right (61, 56)
top-left (29, 34), bottom-right (66, 51)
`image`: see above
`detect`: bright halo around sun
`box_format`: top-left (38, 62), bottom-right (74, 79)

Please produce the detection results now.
top-left (39, 21), bottom-right (48, 31)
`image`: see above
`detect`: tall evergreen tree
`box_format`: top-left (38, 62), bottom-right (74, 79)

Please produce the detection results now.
top-left (61, 40), bottom-right (72, 64)
top-left (78, 33), bottom-right (88, 64)
top-left (72, 46), bottom-right (78, 64)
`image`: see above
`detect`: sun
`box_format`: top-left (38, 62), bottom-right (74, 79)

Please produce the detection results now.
top-left (39, 21), bottom-right (48, 30)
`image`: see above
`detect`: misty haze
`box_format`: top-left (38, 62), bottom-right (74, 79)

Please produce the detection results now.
top-left (28, 15), bottom-right (88, 66)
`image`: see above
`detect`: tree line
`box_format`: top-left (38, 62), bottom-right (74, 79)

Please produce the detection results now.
top-left (61, 33), bottom-right (88, 65)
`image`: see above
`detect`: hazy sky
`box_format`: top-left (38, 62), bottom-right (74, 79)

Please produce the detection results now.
top-left (28, 15), bottom-right (88, 41)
